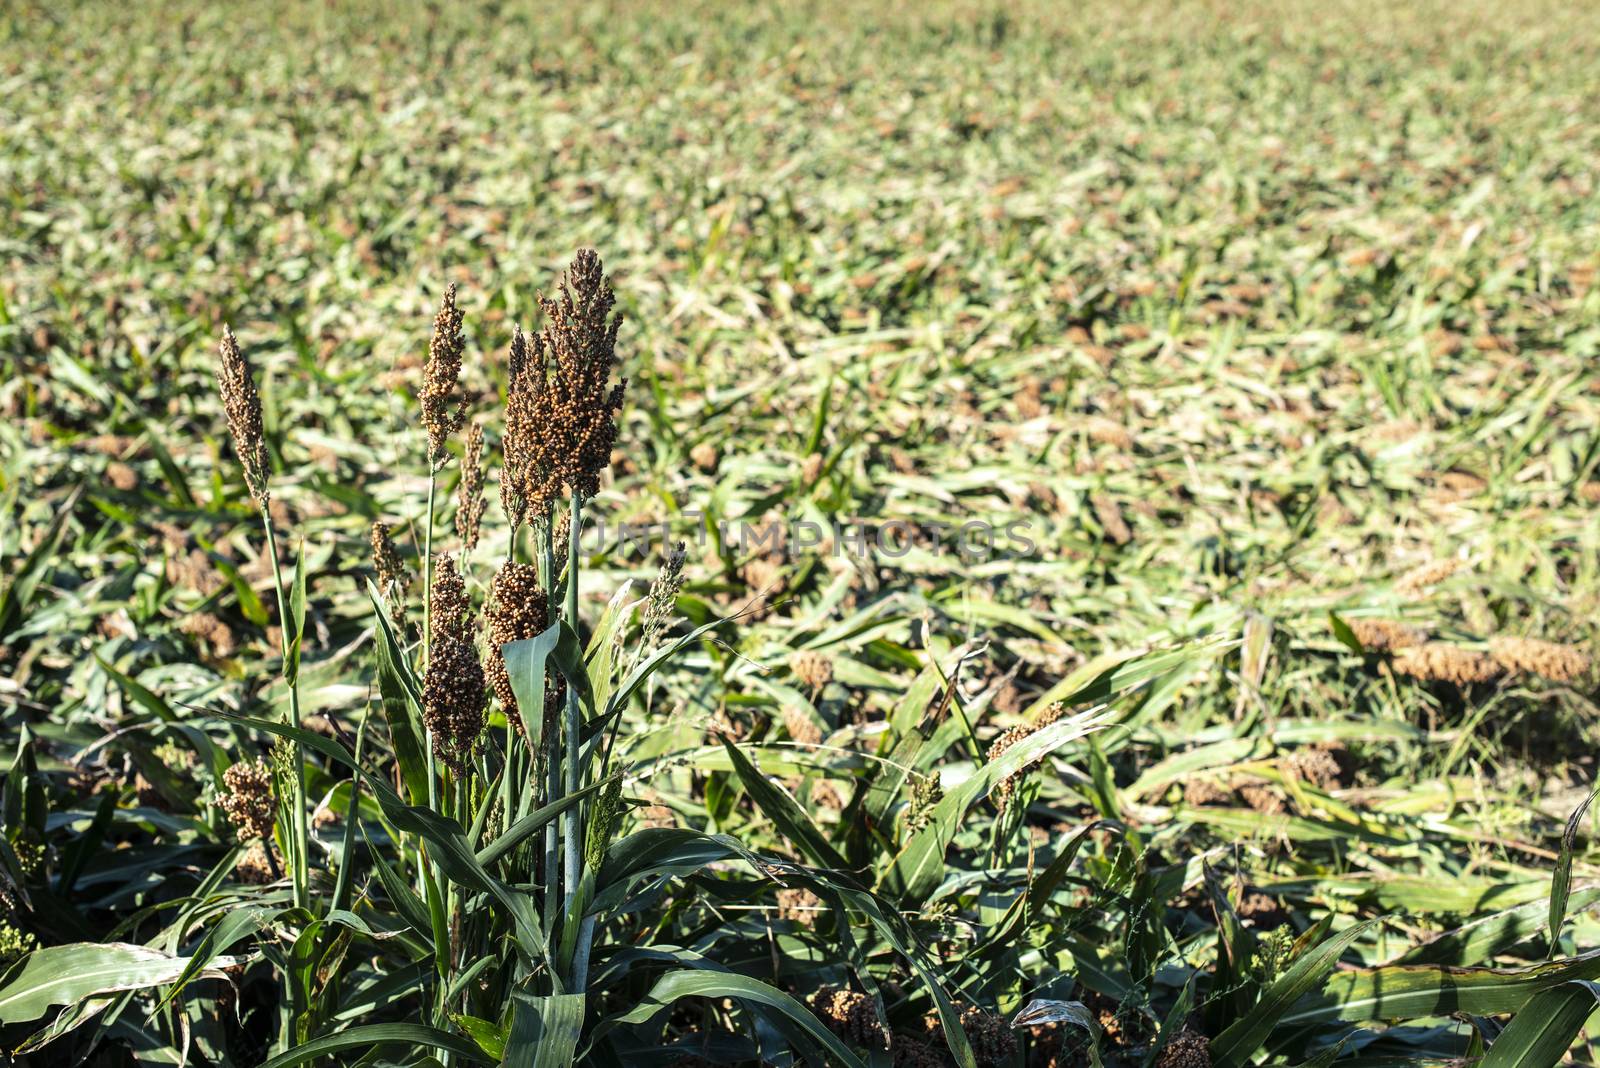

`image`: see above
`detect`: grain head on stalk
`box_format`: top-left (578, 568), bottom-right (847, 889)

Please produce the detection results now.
top-left (457, 420), bottom-right (486, 551)
top-left (485, 560), bottom-right (549, 728)
top-left (501, 250), bottom-right (627, 528)
top-left (422, 555), bottom-right (486, 772)
top-left (419, 283), bottom-right (467, 470)
top-left (215, 325), bottom-right (269, 507)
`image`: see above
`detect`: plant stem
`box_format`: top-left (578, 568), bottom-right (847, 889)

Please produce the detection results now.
top-left (540, 513), bottom-right (560, 937)
top-left (562, 492), bottom-right (583, 982)
top-left (423, 472), bottom-right (438, 813)
top-left (261, 514), bottom-right (309, 913)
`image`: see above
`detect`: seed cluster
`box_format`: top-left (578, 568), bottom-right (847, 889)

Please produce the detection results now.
top-left (369, 521), bottom-right (409, 617)
top-left (1394, 557), bottom-right (1466, 597)
top-left (789, 650), bottom-right (833, 692)
top-left (220, 759), bottom-right (276, 841)
top-left (1390, 642), bottom-right (1501, 685)
top-left (429, 554), bottom-right (471, 642)
top-left (920, 1004), bottom-right (1016, 1068)
top-left (812, 988), bottom-right (888, 1050)
top-left (782, 705), bottom-right (823, 746)
top-left (500, 250), bottom-right (626, 526)
top-left (987, 702), bottom-right (1068, 806)
top-left (1489, 636), bottom-right (1590, 682)
top-left (456, 421), bottom-right (486, 551)
top-left (485, 561), bottom-right (549, 726)
top-left (423, 555), bottom-right (485, 772)
top-left (215, 326), bottom-right (269, 507)
top-left (423, 635), bottom-right (487, 773)
top-left (640, 544), bottom-right (687, 653)
top-left (419, 284), bottom-right (468, 468)
top-left (1347, 618), bottom-right (1427, 652)
top-left (1154, 1027), bottom-right (1212, 1068)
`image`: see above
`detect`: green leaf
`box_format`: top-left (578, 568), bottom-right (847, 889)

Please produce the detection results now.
top-left (285, 537), bottom-right (307, 685)
top-left (0, 943), bottom-right (243, 1027)
top-left (595, 970), bottom-right (866, 1068)
top-left (879, 708), bottom-right (1106, 900)
top-left (368, 581), bottom-right (430, 806)
top-left (719, 736), bottom-right (847, 870)
top-left (221, 713), bottom-right (546, 958)
top-left (452, 1013), bottom-right (508, 1061)
top-left (1480, 981), bottom-right (1600, 1068)
top-left (1211, 920), bottom-right (1373, 1068)
top-left (1283, 948), bottom-right (1600, 1027)
top-left (502, 991), bottom-right (585, 1068)
top-left (255, 1023), bottom-right (491, 1067)
top-left (1548, 782), bottom-right (1599, 956)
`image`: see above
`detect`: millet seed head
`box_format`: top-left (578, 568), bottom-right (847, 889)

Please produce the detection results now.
top-left (429, 553), bottom-right (472, 644)
top-left (812, 988), bottom-right (888, 1050)
top-left (988, 701), bottom-right (1068, 807)
top-left (456, 420), bottom-right (486, 551)
top-left (1390, 642), bottom-right (1501, 685)
top-left (369, 521), bottom-right (409, 617)
top-left (220, 759), bottom-right (276, 842)
top-left (1489, 636), bottom-right (1590, 682)
top-left (485, 561), bottom-right (549, 728)
top-left (501, 323), bottom-right (558, 530)
top-left (422, 634), bottom-right (487, 774)
top-left (508, 250), bottom-right (627, 509)
top-left (215, 325), bottom-right (269, 507)
top-left (420, 283), bottom-right (468, 468)
top-left (1347, 618), bottom-right (1428, 652)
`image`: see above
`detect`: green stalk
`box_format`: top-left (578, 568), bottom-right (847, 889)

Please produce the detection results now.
top-left (261, 514), bottom-right (309, 914)
top-left (562, 492), bottom-right (583, 982)
top-left (541, 513), bottom-right (560, 937)
top-left (423, 473), bottom-right (439, 812)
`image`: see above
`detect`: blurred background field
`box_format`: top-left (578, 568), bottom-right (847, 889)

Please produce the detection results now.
top-left (4, 0), bottom-right (1600, 1063)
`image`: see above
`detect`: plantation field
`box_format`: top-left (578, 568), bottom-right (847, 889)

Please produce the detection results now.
top-left (3, 0), bottom-right (1600, 1065)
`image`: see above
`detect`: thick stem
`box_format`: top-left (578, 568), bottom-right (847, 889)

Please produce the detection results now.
top-left (423, 473), bottom-right (439, 811)
top-left (262, 515), bottom-right (310, 913)
top-left (562, 492), bottom-right (583, 983)
top-left (540, 513), bottom-right (560, 936)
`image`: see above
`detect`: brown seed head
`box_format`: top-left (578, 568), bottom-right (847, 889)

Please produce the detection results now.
top-left (921, 1003), bottom-right (1016, 1068)
top-left (782, 705), bottom-right (823, 746)
top-left (369, 521), bottom-right (409, 617)
top-left (1347, 619), bottom-right (1428, 652)
top-left (456, 421), bottom-right (486, 551)
top-left (485, 561), bottom-right (549, 727)
top-left (789, 650), bottom-right (834, 693)
top-left (429, 553), bottom-right (472, 644)
top-left (1394, 557), bottom-right (1466, 597)
top-left (778, 885), bottom-right (824, 926)
top-left (422, 634), bottom-right (487, 773)
top-left (1490, 636), bottom-right (1590, 682)
top-left (811, 988), bottom-right (887, 1050)
top-left (690, 442), bottom-right (719, 472)
top-left (420, 284), bottom-right (467, 468)
top-left (220, 759), bottom-right (275, 841)
top-left (1391, 642), bottom-right (1502, 685)
top-left (1154, 1028), bottom-right (1212, 1068)
top-left (987, 702), bottom-right (1067, 806)
top-left (506, 250), bottom-right (627, 510)
top-left (215, 326), bottom-right (269, 507)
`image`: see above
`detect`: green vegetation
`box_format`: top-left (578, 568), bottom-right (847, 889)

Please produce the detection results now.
top-left (3, 0), bottom-right (1600, 1065)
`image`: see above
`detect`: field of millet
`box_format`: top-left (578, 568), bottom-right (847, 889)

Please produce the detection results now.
top-left (2, 0), bottom-right (1600, 1065)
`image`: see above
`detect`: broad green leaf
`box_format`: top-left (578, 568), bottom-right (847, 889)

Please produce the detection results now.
top-left (720, 736), bottom-right (847, 870)
top-left (595, 970), bottom-right (865, 1068)
top-left (503, 991), bottom-right (584, 1068)
top-left (0, 943), bottom-right (242, 1026)
top-left (1480, 980), bottom-right (1600, 1068)
top-left (1211, 920), bottom-right (1373, 1068)
top-left (255, 1023), bottom-right (490, 1067)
